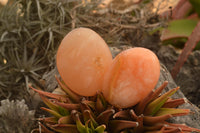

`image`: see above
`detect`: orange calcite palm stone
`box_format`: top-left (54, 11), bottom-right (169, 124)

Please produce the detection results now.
top-left (102, 47), bottom-right (160, 108)
top-left (56, 28), bottom-right (112, 96)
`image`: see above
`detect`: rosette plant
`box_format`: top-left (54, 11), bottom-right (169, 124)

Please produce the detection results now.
top-left (31, 28), bottom-right (200, 133)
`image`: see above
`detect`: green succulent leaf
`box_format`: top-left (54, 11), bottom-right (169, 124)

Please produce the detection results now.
top-left (38, 94), bottom-right (69, 116)
top-left (136, 81), bottom-right (168, 115)
top-left (76, 119), bottom-right (91, 133)
top-left (55, 76), bottom-right (81, 103)
top-left (144, 87), bottom-right (179, 116)
top-left (58, 116), bottom-right (73, 124)
top-left (83, 110), bottom-right (98, 128)
top-left (155, 108), bottom-right (190, 117)
top-left (161, 19), bottom-right (198, 42)
top-left (58, 106), bottom-right (70, 116)
top-left (41, 107), bottom-right (62, 118)
top-left (39, 94), bottom-right (60, 111)
top-left (94, 125), bottom-right (106, 133)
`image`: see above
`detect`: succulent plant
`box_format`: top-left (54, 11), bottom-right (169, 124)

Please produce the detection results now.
top-left (0, 99), bottom-right (35, 133)
top-left (31, 79), bottom-right (200, 133)
top-left (31, 28), bottom-right (200, 133)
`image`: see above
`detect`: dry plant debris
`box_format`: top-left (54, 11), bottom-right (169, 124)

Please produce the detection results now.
top-left (0, 0), bottom-right (166, 101)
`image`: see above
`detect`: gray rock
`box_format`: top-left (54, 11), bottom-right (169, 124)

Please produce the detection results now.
top-left (157, 63), bottom-right (200, 129)
top-left (157, 45), bottom-right (200, 106)
top-left (42, 67), bottom-right (60, 92)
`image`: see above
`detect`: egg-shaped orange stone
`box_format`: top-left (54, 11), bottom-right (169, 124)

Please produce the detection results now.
top-left (102, 47), bottom-right (160, 108)
top-left (56, 28), bottom-right (112, 96)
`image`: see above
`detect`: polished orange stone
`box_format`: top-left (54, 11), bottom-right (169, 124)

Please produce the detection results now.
top-left (102, 47), bottom-right (160, 108)
top-left (56, 28), bottom-right (113, 96)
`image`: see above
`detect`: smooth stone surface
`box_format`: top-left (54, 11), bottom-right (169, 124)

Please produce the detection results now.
top-left (102, 48), bottom-right (160, 108)
top-left (56, 28), bottom-right (112, 96)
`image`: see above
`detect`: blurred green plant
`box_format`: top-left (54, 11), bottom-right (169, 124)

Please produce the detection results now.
top-left (159, 0), bottom-right (200, 79)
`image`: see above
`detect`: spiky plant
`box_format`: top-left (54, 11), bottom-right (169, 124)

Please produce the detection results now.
top-left (31, 78), bottom-right (200, 133)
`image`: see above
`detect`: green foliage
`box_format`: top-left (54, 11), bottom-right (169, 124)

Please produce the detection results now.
top-left (167, 19), bottom-right (198, 37)
top-left (160, 0), bottom-right (200, 79)
top-left (31, 79), bottom-right (200, 133)
top-left (161, 19), bottom-right (199, 48)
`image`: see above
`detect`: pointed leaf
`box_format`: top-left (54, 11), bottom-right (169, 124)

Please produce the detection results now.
top-left (41, 107), bottom-right (62, 118)
top-left (56, 102), bottom-right (80, 111)
top-left (83, 110), bottom-right (98, 128)
top-left (58, 116), bottom-right (73, 124)
top-left (155, 108), bottom-right (190, 117)
top-left (96, 108), bottom-right (115, 125)
top-left (72, 112), bottom-right (90, 133)
top-left (136, 81), bottom-right (168, 115)
top-left (130, 109), bottom-right (138, 120)
top-left (39, 95), bottom-right (69, 116)
top-left (145, 87), bottom-right (179, 116)
top-left (48, 124), bottom-right (78, 133)
top-left (82, 100), bottom-right (95, 110)
top-left (162, 127), bottom-right (182, 132)
top-left (109, 120), bottom-right (139, 133)
top-left (133, 115), bottom-right (144, 133)
top-left (143, 114), bottom-right (172, 125)
top-left (55, 75), bottom-right (80, 103)
top-left (113, 110), bottom-right (130, 119)
top-left (80, 100), bottom-right (95, 118)
top-left (39, 94), bottom-right (59, 111)
top-left (96, 92), bottom-right (107, 113)
top-left (30, 86), bottom-right (68, 102)
top-left (57, 106), bottom-right (70, 116)
top-left (95, 125), bottom-right (106, 133)
top-left (162, 98), bottom-right (186, 108)
top-left (39, 117), bottom-right (58, 124)
top-left (144, 123), bottom-right (163, 131)
top-left (164, 122), bottom-right (200, 132)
